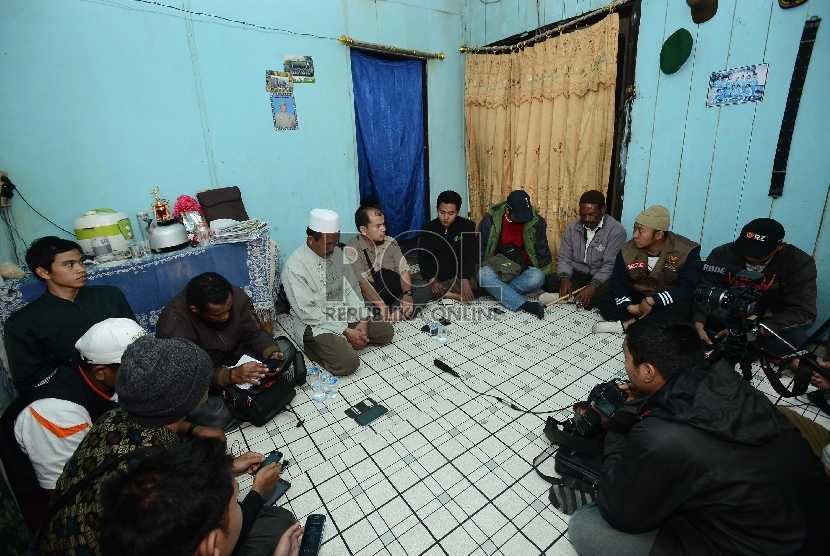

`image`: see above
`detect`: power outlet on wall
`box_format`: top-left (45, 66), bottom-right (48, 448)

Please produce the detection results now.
top-left (0, 171), bottom-right (11, 207)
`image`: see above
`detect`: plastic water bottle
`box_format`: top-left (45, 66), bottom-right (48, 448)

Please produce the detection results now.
top-left (312, 381), bottom-right (327, 403)
top-left (312, 370), bottom-right (331, 403)
top-left (325, 375), bottom-right (339, 400)
top-left (307, 365), bottom-right (320, 381)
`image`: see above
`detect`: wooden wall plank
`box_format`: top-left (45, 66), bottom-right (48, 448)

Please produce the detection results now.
top-left (770, 10), bottom-right (830, 256)
top-left (543, 0), bottom-right (565, 25)
top-left (671, 0), bottom-right (739, 243)
top-left (619, 0), bottom-right (668, 231)
top-left (698, 0), bottom-right (772, 256)
top-left (735, 6), bottom-right (804, 232)
top-left (642, 6), bottom-right (695, 216)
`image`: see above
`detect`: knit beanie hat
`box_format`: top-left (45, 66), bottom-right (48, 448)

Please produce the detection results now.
top-left (117, 335), bottom-right (212, 428)
top-left (635, 205), bottom-right (670, 231)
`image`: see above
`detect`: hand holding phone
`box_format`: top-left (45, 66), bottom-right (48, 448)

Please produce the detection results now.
top-left (299, 514), bottom-right (326, 555)
top-left (252, 450), bottom-right (283, 498)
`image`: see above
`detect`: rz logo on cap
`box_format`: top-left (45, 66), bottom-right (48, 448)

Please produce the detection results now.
top-left (746, 232), bottom-right (767, 242)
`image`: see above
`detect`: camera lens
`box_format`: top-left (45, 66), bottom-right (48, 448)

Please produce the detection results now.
top-left (694, 285), bottom-right (732, 310)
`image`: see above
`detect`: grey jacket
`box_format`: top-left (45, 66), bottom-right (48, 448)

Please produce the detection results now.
top-left (556, 214), bottom-right (626, 287)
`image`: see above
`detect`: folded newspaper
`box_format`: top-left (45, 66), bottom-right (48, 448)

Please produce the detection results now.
top-left (210, 219), bottom-right (269, 244)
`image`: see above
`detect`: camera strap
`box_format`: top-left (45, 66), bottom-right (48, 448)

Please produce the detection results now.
top-left (543, 416), bottom-right (603, 456)
top-left (758, 352), bottom-right (815, 398)
top-left (533, 421), bottom-right (600, 516)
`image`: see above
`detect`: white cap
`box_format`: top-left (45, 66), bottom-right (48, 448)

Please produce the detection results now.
top-left (75, 318), bottom-right (147, 364)
top-left (308, 209), bottom-right (340, 233)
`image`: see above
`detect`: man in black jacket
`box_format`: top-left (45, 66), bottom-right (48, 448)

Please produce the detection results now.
top-left (693, 218), bottom-right (817, 356)
top-left (568, 321), bottom-right (830, 556)
top-left (418, 190), bottom-right (478, 303)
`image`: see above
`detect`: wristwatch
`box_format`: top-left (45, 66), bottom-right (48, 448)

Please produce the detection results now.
top-left (402, 290), bottom-right (413, 297)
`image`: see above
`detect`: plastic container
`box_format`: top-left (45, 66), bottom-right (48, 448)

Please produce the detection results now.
top-left (312, 369), bottom-right (331, 403)
top-left (325, 375), bottom-right (339, 400)
top-left (433, 324), bottom-right (449, 344)
top-left (312, 381), bottom-right (327, 403)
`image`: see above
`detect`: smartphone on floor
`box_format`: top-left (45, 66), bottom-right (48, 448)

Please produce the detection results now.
top-left (299, 514), bottom-right (326, 555)
top-left (264, 478), bottom-right (291, 506)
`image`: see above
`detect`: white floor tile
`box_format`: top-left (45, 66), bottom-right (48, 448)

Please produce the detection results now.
top-left (257, 299), bottom-right (830, 555)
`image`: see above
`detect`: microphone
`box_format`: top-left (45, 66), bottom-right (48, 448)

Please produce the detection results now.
top-left (689, 260), bottom-right (744, 276)
top-left (434, 359), bottom-right (460, 377)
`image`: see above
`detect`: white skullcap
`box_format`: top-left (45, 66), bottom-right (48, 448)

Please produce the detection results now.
top-left (308, 209), bottom-right (340, 233)
top-left (76, 318), bottom-right (147, 364)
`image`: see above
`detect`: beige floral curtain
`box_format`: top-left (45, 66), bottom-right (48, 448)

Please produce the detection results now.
top-left (465, 13), bottom-right (619, 257)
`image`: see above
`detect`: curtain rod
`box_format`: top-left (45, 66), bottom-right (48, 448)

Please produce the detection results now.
top-left (339, 36), bottom-right (445, 60)
top-left (459, 0), bottom-right (625, 54)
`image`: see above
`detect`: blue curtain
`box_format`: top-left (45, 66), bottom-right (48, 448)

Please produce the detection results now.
top-left (350, 50), bottom-right (426, 240)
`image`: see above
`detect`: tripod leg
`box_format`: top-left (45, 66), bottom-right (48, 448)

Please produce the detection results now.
top-left (739, 360), bottom-right (753, 383)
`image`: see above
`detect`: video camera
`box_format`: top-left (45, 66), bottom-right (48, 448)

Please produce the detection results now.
top-left (691, 261), bottom-right (771, 313)
top-left (691, 260), bottom-right (830, 398)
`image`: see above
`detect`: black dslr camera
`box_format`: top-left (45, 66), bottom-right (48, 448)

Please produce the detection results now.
top-left (570, 379), bottom-right (629, 437)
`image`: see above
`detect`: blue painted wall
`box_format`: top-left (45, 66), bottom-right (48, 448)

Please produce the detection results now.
top-left (464, 0), bottom-right (830, 334)
top-left (0, 0), bottom-right (466, 408)
top-left (0, 0), bottom-right (467, 262)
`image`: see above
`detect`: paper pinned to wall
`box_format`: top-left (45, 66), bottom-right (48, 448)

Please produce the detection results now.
top-left (283, 55), bottom-right (315, 83)
top-left (271, 93), bottom-right (299, 131)
top-left (706, 63), bottom-right (768, 107)
top-left (266, 70), bottom-right (293, 93)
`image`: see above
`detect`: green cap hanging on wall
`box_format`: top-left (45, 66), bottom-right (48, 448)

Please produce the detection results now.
top-left (660, 28), bottom-right (694, 74)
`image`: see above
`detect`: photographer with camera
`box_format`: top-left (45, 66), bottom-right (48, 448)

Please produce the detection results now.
top-left (567, 321), bottom-right (830, 556)
top-left (691, 219), bottom-right (830, 413)
top-left (693, 218), bottom-right (817, 354)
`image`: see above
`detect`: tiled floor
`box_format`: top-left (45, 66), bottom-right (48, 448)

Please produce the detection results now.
top-left (227, 296), bottom-right (830, 556)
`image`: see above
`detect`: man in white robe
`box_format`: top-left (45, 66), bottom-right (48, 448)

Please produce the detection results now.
top-left (282, 209), bottom-right (393, 376)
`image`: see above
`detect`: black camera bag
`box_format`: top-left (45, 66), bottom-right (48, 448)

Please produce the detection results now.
top-left (221, 370), bottom-right (297, 427)
top-left (533, 416), bottom-right (603, 515)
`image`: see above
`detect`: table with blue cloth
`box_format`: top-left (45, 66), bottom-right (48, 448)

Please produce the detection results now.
top-left (0, 236), bottom-right (281, 400)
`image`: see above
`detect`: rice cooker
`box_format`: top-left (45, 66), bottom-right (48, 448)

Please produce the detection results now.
top-left (147, 219), bottom-right (190, 252)
top-left (74, 209), bottom-right (135, 255)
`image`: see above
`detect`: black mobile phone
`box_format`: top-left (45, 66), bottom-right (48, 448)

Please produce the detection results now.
top-left (257, 450), bottom-right (283, 473)
top-left (299, 514), bottom-right (326, 556)
top-left (355, 404), bottom-right (388, 426)
top-left (264, 478), bottom-right (291, 506)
